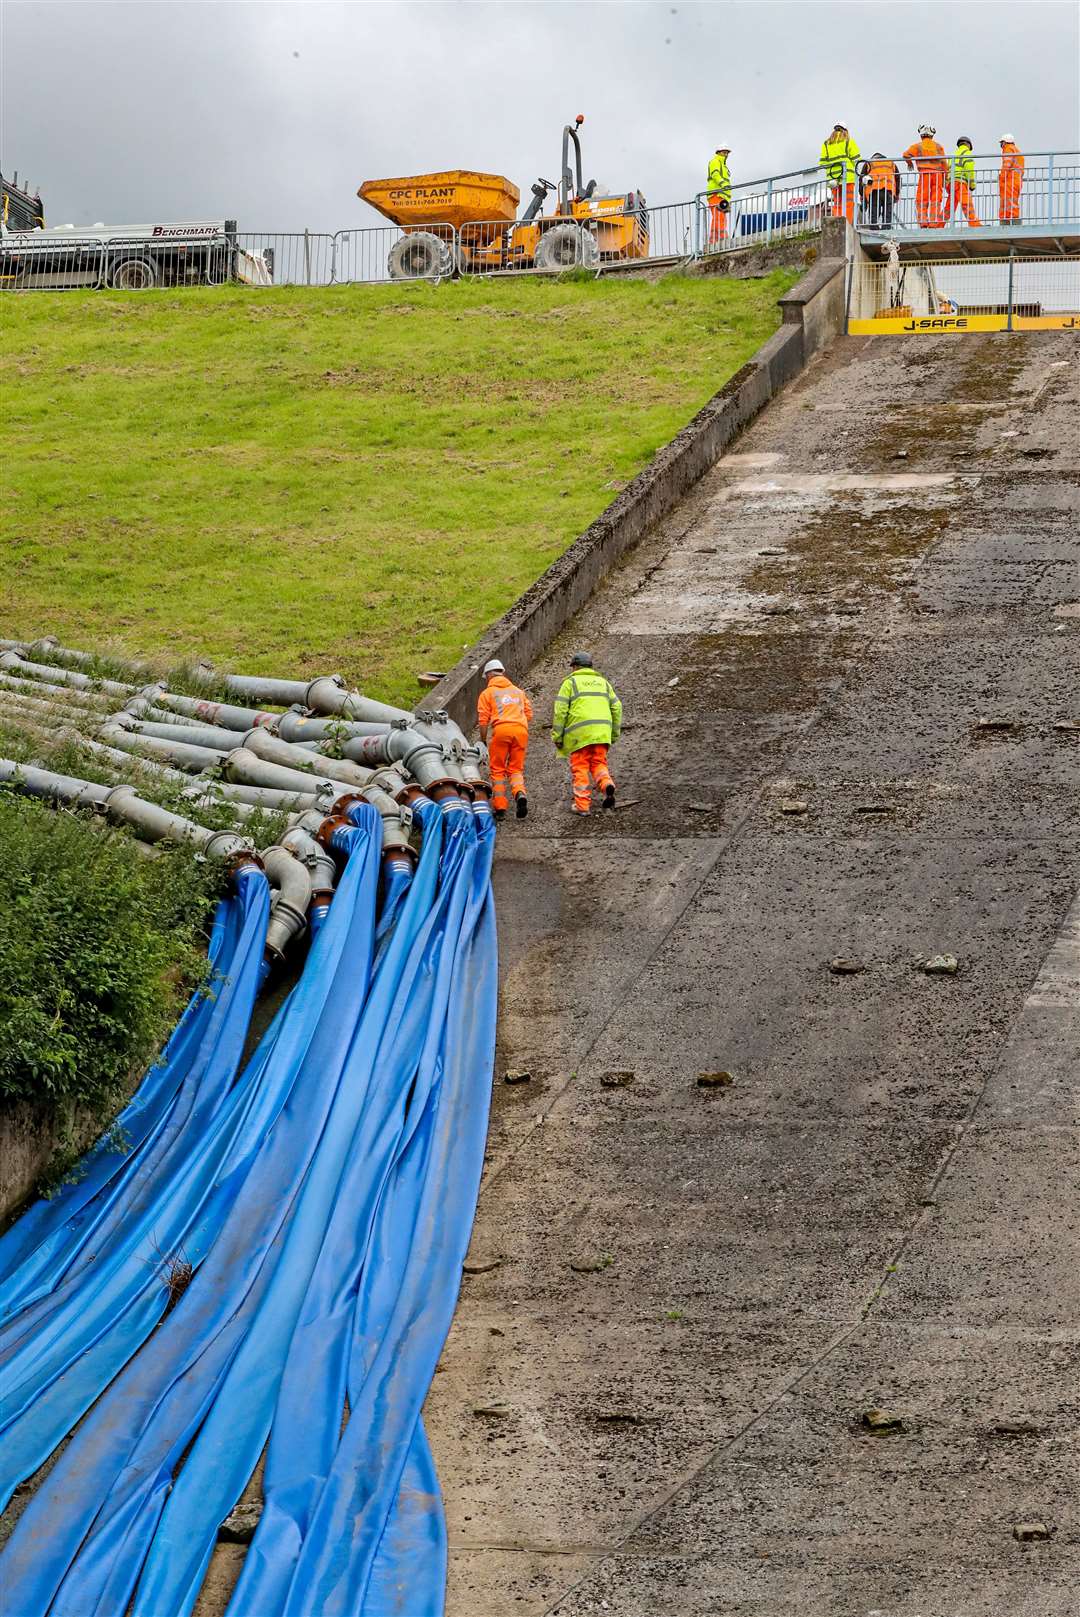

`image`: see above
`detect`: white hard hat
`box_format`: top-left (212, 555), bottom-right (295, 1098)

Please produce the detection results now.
top-left (918, 124), bottom-right (936, 137)
top-left (482, 658), bottom-right (505, 676)
top-left (1000, 132), bottom-right (1015, 143)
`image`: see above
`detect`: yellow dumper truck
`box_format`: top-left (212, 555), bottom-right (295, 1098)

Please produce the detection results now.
top-left (358, 116), bottom-right (648, 279)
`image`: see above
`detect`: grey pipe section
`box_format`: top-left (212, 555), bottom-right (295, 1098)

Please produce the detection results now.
top-left (101, 785), bottom-right (251, 859)
top-left (153, 691), bottom-right (284, 733)
top-left (0, 759), bottom-right (250, 861)
top-left (223, 749), bottom-right (347, 800)
top-left (25, 637), bottom-right (158, 678)
top-left (277, 824), bottom-right (337, 898)
top-left (0, 651), bottom-right (135, 700)
top-left (241, 728), bottom-right (376, 787)
top-left (340, 728), bottom-right (460, 791)
top-left (275, 709), bottom-right (394, 744)
top-left (0, 758), bottom-right (111, 809)
top-left (303, 676), bottom-right (411, 725)
top-left (262, 845), bottom-right (313, 960)
top-left (110, 715), bottom-right (240, 752)
top-left (0, 671), bottom-right (114, 710)
top-left (221, 673), bottom-right (313, 707)
top-left (97, 723), bottom-right (228, 774)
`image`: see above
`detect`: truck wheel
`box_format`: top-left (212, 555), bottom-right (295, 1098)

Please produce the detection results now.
top-left (386, 232), bottom-right (453, 281)
top-left (109, 257), bottom-right (159, 291)
top-left (534, 224), bottom-right (600, 272)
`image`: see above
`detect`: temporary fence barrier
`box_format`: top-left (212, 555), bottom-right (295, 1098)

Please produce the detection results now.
top-left (848, 254), bottom-right (1080, 333)
top-left (232, 231), bottom-right (334, 287)
top-left (2, 151), bottom-right (1076, 293)
top-left (334, 220), bottom-right (456, 285)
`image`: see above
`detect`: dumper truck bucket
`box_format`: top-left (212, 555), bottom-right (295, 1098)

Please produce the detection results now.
top-left (358, 171), bottom-right (520, 232)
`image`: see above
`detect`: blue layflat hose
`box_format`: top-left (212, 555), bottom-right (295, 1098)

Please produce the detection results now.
top-left (0, 808), bottom-right (383, 1617)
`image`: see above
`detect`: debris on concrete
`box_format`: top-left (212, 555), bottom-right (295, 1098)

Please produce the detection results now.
top-left (854, 802), bottom-right (892, 815)
top-left (683, 801), bottom-right (715, 813)
top-left (667, 676), bottom-right (680, 688)
top-left (990, 1419), bottom-right (1043, 1439)
top-left (473, 1402), bottom-right (510, 1420)
top-left (973, 717), bottom-right (1020, 735)
top-left (594, 1409), bottom-right (659, 1426)
top-left (1012, 1520), bottom-right (1052, 1543)
top-left (697, 1070), bottom-right (734, 1087)
top-left (894, 449), bottom-right (909, 460)
top-left (570, 1254), bottom-right (614, 1273)
top-left (780, 799), bottom-right (809, 815)
top-left (600, 1069), bottom-right (635, 1088)
top-left (218, 1505), bottom-right (261, 1544)
top-left (1051, 719), bottom-right (1080, 732)
top-left (830, 958), bottom-right (866, 975)
top-left (463, 1256), bottom-right (504, 1275)
top-left (762, 602), bottom-right (798, 616)
top-left (503, 1069), bottom-right (531, 1085)
top-left (923, 954), bottom-right (959, 975)
top-left (861, 1408), bottom-right (905, 1434)
top-left (758, 547), bottom-right (785, 556)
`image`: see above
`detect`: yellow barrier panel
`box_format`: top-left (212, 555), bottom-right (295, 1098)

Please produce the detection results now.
top-left (849, 314), bottom-right (1007, 335)
top-left (1012, 314), bottom-right (1080, 330)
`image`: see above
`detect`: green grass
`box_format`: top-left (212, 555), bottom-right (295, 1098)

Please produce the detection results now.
top-left (1, 272), bottom-right (796, 706)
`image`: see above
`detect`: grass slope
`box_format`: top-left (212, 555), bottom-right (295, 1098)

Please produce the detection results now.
top-left (1, 272), bottom-right (795, 705)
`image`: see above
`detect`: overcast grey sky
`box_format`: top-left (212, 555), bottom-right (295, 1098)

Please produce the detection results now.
top-left (2, 1), bottom-right (1077, 231)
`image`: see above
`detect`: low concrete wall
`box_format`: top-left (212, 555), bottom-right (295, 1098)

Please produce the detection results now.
top-left (1, 1098), bottom-right (101, 1227)
top-left (426, 245), bottom-right (849, 730)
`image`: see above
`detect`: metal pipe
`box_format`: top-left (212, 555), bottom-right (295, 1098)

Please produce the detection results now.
top-left (223, 748), bottom-right (346, 799)
top-left (153, 691), bottom-right (284, 733)
top-left (0, 651), bottom-right (135, 700)
top-left (0, 758), bottom-right (111, 809)
top-left (0, 759), bottom-right (253, 862)
top-left (0, 671), bottom-right (114, 710)
top-left (340, 727), bottom-right (459, 793)
top-left (97, 723), bottom-right (228, 773)
top-left (220, 673), bottom-right (313, 706)
top-left (109, 715), bottom-right (240, 751)
top-left (262, 845), bottom-right (313, 962)
top-left (275, 708), bottom-right (394, 744)
top-left (241, 727), bottom-right (376, 787)
top-left (303, 677), bottom-right (411, 724)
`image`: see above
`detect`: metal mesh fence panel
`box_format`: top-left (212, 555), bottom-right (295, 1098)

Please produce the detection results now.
top-left (232, 232), bottom-right (334, 287)
top-left (334, 223), bottom-right (456, 285)
top-left (849, 255), bottom-right (1080, 331)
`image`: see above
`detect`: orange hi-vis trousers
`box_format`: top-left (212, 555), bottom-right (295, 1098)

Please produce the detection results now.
top-left (569, 744), bottom-right (614, 813)
top-left (915, 172), bottom-right (945, 228)
top-left (947, 180), bottom-right (981, 226)
top-left (830, 182), bottom-right (856, 223)
top-left (707, 193), bottom-right (728, 244)
top-left (999, 170), bottom-right (1022, 223)
top-left (489, 724), bottom-right (528, 811)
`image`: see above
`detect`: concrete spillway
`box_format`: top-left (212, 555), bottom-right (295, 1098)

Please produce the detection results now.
top-left (429, 332), bottom-right (1080, 1615)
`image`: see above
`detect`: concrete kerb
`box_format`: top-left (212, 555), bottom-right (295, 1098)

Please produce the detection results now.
top-left (426, 246), bottom-right (848, 732)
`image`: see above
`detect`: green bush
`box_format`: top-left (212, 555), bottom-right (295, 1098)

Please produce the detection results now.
top-left (0, 792), bottom-right (221, 1124)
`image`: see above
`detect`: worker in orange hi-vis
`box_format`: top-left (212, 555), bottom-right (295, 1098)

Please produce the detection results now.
top-left (903, 125), bottom-right (948, 228)
top-left (477, 658), bottom-right (533, 821)
top-left (945, 137), bottom-right (982, 227)
top-left (998, 133), bottom-right (1025, 223)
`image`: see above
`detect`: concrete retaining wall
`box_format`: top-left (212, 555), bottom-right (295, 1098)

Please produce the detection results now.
top-left (426, 235), bottom-right (849, 731)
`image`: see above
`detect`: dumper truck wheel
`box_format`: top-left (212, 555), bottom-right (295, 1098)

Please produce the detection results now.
top-left (387, 232), bottom-right (454, 281)
top-left (534, 224), bottom-right (600, 272)
top-left (109, 256), bottom-right (159, 291)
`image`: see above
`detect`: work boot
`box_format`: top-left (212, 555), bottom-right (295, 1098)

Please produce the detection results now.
top-left (571, 804), bottom-right (590, 816)
top-left (493, 807), bottom-right (506, 822)
top-left (515, 793), bottom-right (528, 819)
top-left (602, 784), bottom-right (616, 811)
